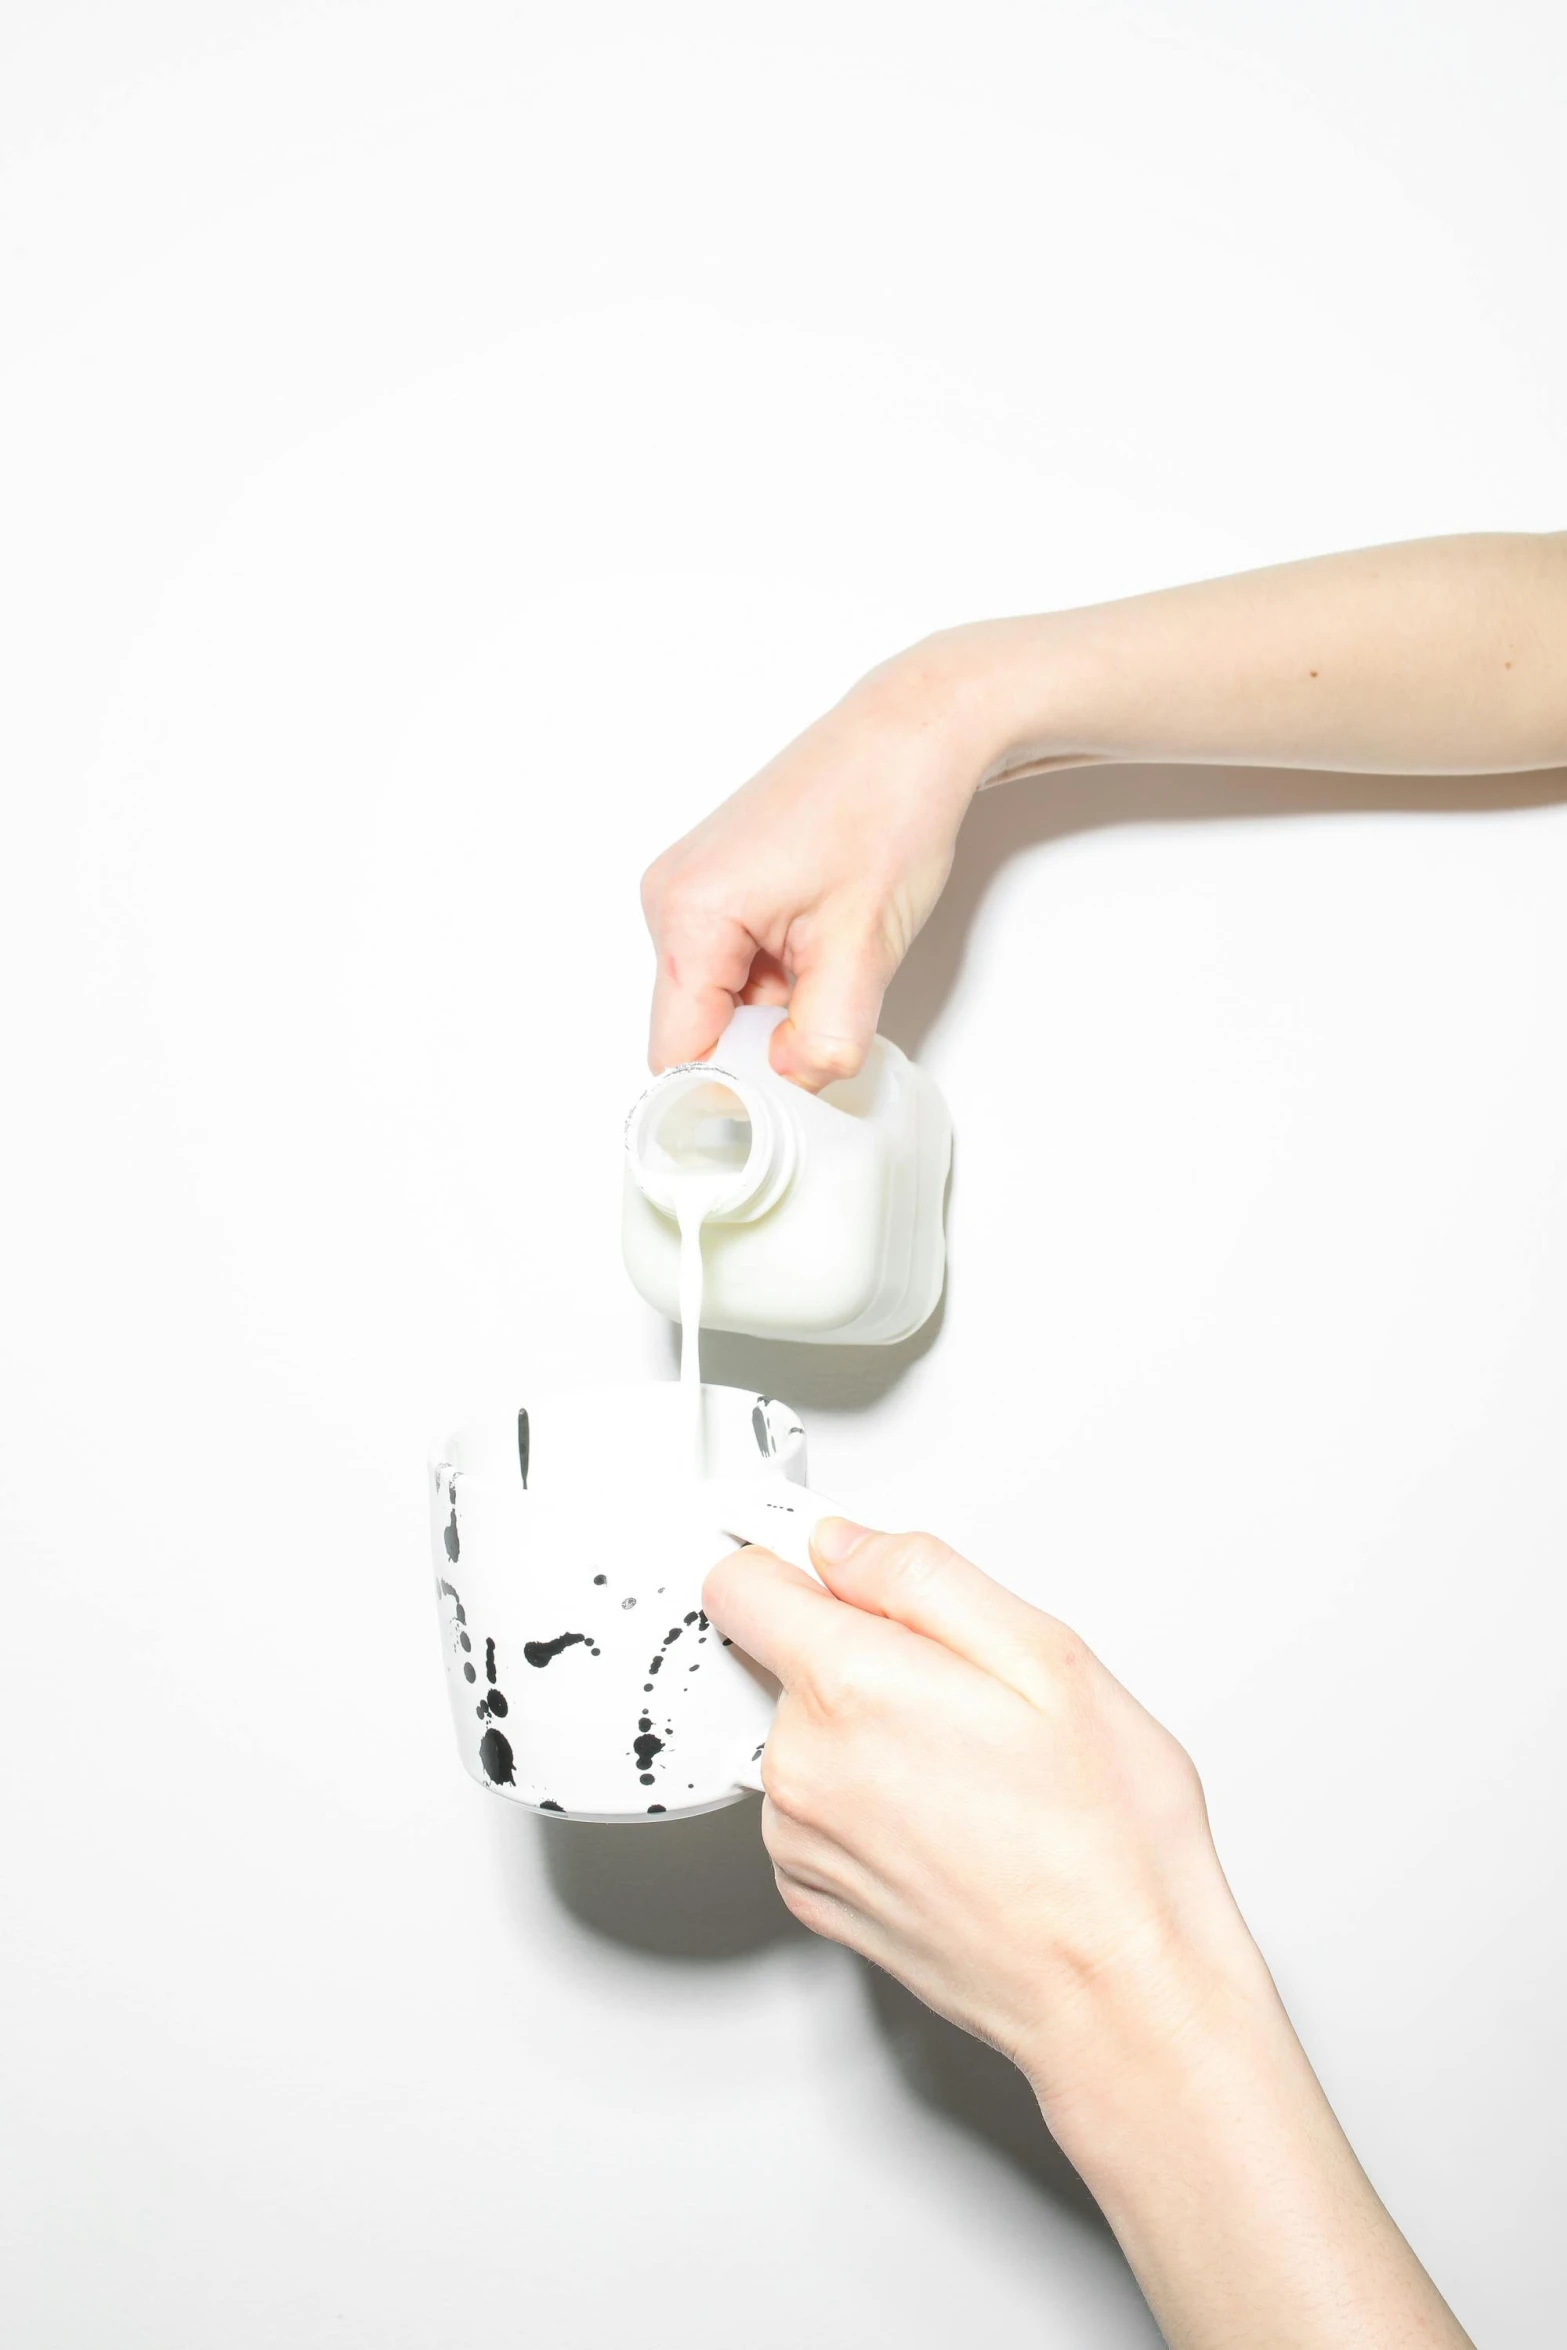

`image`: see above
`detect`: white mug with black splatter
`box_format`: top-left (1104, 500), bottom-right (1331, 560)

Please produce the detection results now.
top-left (429, 1382), bottom-right (844, 1822)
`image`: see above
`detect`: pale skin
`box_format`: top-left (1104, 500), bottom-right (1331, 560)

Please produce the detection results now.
top-left (644, 532), bottom-right (1567, 2348)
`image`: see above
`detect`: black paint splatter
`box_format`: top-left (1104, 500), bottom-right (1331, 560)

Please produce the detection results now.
top-left (647, 1804), bottom-right (665, 1814)
top-left (523, 1631), bottom-right (589, 1669)
top-left (444, 1586), bottom-right (518, 1791)
top-left (593, 1573), bottom-right (607, 1586)
top-left (517, 1408), bottom-right (530, 1490)
top-left (538, 1798), bottom-right (563, 1813)
top-left (621, 1596), bottom-right (636, 1609)
top-left (634, 1730), bottom-right (665, 1772)
top-left (443, 1508), bottom-right (460, 1563)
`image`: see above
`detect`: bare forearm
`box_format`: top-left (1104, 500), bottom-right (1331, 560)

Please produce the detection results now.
top-left (1036, 1944), bottom-right (1473, 2350)
top-left (643, 528), bottom-right (1567, 1082)
top-left (925, 531), bottom-right (1567, 783)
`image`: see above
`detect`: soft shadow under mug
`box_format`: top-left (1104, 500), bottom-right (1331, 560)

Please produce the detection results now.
top-left (428, 1381), bottom-right (843, 1823)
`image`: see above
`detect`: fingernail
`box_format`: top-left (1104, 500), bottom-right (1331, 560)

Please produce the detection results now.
top-left (811, 1516), bottom-right (868, 1564)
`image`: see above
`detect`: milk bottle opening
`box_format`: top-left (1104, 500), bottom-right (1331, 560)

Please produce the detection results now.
top-left (642, 1079), bottom-right (751, 1179)
top-left (625, 1067), bottom-right (794, 1224)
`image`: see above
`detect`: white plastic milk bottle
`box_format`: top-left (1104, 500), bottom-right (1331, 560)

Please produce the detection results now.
top-left (622, 1003), bottom-right (952, 1347)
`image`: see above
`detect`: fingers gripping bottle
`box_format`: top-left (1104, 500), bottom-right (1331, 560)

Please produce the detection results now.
top-left (622, 1005), bottom-right (953, 1345)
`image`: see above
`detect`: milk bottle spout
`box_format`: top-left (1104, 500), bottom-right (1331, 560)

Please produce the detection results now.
top-left (623, 1061), bottom-right (796, 1225)
top-left (622, 1004), bottom-right (953, 1348)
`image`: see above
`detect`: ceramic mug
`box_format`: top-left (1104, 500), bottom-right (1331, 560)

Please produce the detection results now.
top-left (428, 1382), bottom-right (846, 1823)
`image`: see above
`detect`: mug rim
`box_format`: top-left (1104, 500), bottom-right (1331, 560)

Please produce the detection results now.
top-left (431, 1377), bottom-right (804, 1467)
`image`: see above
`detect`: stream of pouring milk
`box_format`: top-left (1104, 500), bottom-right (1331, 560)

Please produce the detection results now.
top-left (675, 1179), bottom-right (726, 1476)
top-left (660, 1080), bottom-right (754, 1475)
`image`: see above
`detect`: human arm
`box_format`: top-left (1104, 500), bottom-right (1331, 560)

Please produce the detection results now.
top-left (644, 531), bottom-right (1567, 1085)
top-left (705, 1522), bottom-right (1474, 2350)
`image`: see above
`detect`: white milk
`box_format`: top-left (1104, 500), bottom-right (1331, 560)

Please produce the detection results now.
top-left (654, 1085), bottom-right (757, 1472)
top-left (673, 1173), bottom-right (729, 1473)
top-left (623, 1003), bottom-right (952, 1352)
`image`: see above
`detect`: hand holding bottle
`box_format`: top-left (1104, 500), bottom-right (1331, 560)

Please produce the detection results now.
top-left (641, 640), bottom-right (992, 1089)
top-left (643, 534), bottom-right (1567, 1090)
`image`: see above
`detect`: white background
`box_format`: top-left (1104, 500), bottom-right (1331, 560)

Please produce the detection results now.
top-left (2, 5), bottom-right (1563, 2344)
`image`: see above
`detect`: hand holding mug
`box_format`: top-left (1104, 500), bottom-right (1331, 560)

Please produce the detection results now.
top-left (704, 1523), bottom-right (1472, 2350)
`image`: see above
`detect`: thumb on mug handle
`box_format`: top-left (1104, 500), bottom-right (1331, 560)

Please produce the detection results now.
top-left (705, 1479), bottom-right (857, 1581)
top-left (704, 1478), bottom-right (859, 1799)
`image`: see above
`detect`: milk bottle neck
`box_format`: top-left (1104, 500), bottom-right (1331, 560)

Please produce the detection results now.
top-left (625, 1064), bottom-right (798, 1224)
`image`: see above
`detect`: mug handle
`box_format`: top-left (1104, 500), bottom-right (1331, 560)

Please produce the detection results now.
top-left (703, 1478), bottom-right (858, 1798)
top-left (705, 1477), bottom-right (857, 1578)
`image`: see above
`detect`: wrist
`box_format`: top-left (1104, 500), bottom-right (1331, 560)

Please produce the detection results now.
top-left (892, 612), bottom-right (1119, 787)
top-left (1026, 1918), bottom-right (1292, 2185)
top-left (1026, 1939), bottom-right (1468, 2349)
top-left (848, 619), bottom-right (1073, 804)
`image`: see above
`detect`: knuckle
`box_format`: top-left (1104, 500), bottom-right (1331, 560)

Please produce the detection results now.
top-left (772, 1867), bottom-right (846, 1944)
top-left (799, 1641), bottom-right (882, 1724)
top-left (700, 1552), bottom-right (744, 1622)
top-left (772, 1867), bottom-right (821, 1928)
top-left (1154, 1725), bottom-right (1205, 1811)
top-left (641, 861), bottom-right (712, 938)
top-left (758, 1799), bottom-right (799, 1869)
top-left (799, 1655), bottom-right (855, 1722)
top-left (639, 854), bottom-right (673, 922)
top-left (758, 1745), bottom-right (815, 1824)
top-left (758, 1707), bottom-right (821, 1822)
top-left (1023, 1619), bottom-right (1098, 1712)
top-left (800, 1034), bottom-right (862, 1084)
top-left (881, 1529), bottom-right (953, 1598)
top-left (1043, 1624), bottom-right (1091, 1681)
